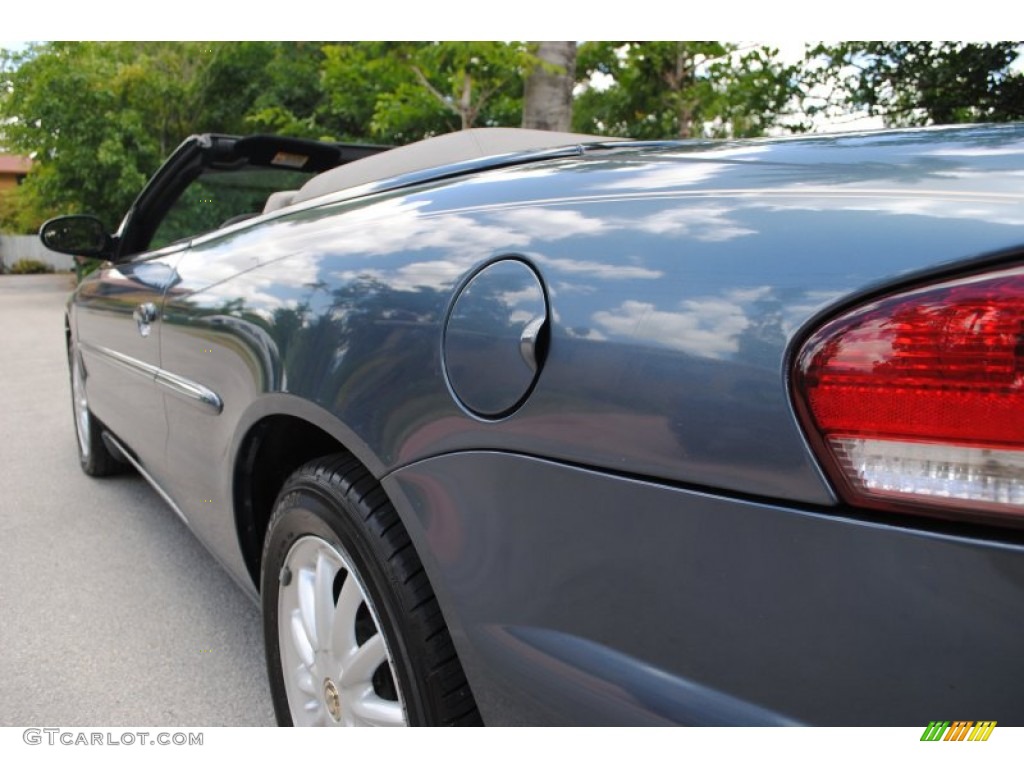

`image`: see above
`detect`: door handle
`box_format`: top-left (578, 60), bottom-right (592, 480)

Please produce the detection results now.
top-left (133, 302), bottom-right (158, 337)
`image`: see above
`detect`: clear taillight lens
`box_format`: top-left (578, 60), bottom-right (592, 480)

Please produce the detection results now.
top-left (794, 265), bottom-right (1024, 524)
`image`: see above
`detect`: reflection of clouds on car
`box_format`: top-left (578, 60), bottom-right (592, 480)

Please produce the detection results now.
top-left (491, 207), bottom-right (608, 239)
top-left (632, 206), bottom-right (757, 241)
top-left (593, 293), bottom-right (753, 360)
top-left (592, 285), bottom-right (854, 363)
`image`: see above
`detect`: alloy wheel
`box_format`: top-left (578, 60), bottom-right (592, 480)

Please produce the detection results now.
top-left (278, 535), bottom-right (407, 726)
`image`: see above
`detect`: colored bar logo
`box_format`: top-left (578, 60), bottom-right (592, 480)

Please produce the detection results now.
top-left (920, 721), bottom-right (996, 741)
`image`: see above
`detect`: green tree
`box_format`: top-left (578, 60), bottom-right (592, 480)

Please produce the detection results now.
top-left (239, 42), bottom-right (335, 140)
top-left (806, 41), bottom-right (1024, 126)
top-left (574, 42), bottom-right (800, 139)
top-left (2, 42), bottom-right (161, 225)
top-left (0, 184), bottom-right (42, 235)
top-left (320, 42), bottom-right (530, 144)
top-left (0, 41), bottom-right (293, 227)
top-left (318, 42), bottom-right (436, 143)
top-left (402, 41), bottom-right (528, 131)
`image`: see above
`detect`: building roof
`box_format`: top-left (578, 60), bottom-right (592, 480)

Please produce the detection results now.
top-left (0, 155), bottom-right (32, 175)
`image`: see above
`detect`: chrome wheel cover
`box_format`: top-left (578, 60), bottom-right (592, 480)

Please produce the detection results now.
top-left (278, 535), bottom-right (407, 726)
top-left (71, 351), bottom-right (90, 459)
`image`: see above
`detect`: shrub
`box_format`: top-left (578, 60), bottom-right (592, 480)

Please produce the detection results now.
top-left (9, 258), bottom-right (54, 274)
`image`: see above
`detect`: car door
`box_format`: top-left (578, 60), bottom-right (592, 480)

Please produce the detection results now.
top-left (73, 246), bottom-right (185, 474)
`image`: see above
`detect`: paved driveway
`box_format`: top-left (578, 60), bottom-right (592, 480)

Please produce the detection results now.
top-left (0, 274), bottom-right (275, 726)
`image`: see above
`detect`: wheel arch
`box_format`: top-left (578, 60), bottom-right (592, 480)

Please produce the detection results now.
top-left (231, 394), bottom-right (388, 590)
top-left (230, 394), bottom-right (484, 722)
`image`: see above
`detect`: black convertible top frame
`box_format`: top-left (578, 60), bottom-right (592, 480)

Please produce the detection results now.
top-left (113, 134), bottom-right (389, 260)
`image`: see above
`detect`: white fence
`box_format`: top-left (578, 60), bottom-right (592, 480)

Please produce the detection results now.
top-left (0, 234), bottom-right (75, 271)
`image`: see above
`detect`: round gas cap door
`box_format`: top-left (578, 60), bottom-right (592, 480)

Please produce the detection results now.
top-left (443, 259), bottom-right (548, 418)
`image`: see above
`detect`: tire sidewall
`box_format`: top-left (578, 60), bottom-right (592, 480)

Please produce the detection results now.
top-left (261, 481), bottom-right (430, 726)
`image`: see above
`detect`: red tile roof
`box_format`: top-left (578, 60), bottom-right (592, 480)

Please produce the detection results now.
top-left (0, 155), bottom-right (32, 175)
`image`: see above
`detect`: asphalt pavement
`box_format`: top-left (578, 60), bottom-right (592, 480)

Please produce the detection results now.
top-left (0, 273), bottom-right (275, 726)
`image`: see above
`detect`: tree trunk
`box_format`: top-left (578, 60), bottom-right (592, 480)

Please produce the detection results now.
top-left (666, 46), bottom-right (695, 139)
top-left (522, 42), bottom-right (577, 132)
top-left (460, 71), bottom-right (473, 130)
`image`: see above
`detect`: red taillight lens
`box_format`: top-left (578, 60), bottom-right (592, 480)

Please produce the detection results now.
top-left (794, 265), bottom-right (1024, 524)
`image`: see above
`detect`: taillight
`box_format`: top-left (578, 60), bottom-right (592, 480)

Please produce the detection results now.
top-left (793, 264), bottom-right (1024, 525)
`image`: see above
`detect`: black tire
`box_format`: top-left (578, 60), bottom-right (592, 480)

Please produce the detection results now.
top-left (68, 342), bottom-right (126, 477)
top-left (261, 453), bottom-right (482, 726)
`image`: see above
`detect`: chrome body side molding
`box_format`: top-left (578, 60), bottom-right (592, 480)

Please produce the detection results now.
top-left (82, 341), bottom-right (223, 414)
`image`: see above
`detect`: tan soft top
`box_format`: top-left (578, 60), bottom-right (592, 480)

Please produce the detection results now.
top-left (291, 127), bottom-right (616, 205)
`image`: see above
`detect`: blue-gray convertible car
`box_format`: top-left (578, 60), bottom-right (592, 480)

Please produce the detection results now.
top-left (41, 124), bottom-right (1024, 726)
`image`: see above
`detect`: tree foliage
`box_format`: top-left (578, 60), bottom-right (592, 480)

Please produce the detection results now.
top-left (2, 43), bottom-right (161, 226)
top-left (806, 42), bottom-right (1024, 126)
top-left (0, 41), bottom-right (294, 227)
top-left (0, 180), bottom-right (42, 234)
top-left (574, 42), bottom-right (801, 139)
top-left (322, 42), bottom-right (529, 143)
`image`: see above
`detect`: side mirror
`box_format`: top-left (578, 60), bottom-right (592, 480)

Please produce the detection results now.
top-left (39, 215), bottom-right (111, 258)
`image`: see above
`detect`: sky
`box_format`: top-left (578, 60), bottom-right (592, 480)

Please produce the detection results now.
top-left (1, 1), bottom-right (1014, 41)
